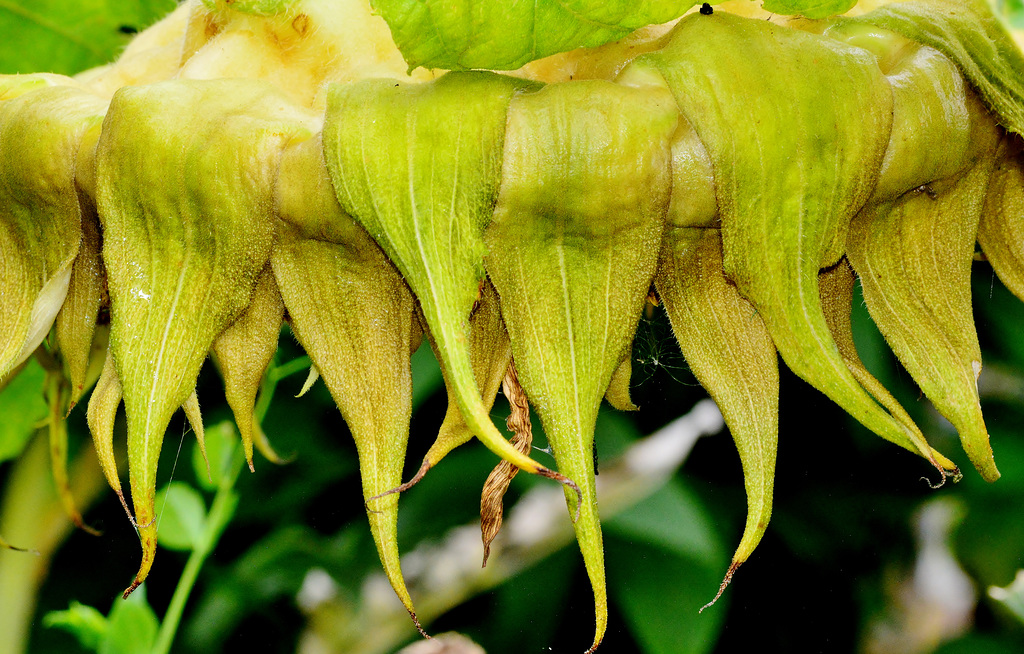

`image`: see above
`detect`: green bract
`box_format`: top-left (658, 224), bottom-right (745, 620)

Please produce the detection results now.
top-left (486, 79), bottom-right (677, 650)
top-left (2, 0), bottom-right (1024, 650)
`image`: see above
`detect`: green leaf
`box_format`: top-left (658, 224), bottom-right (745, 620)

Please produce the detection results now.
top-left (489, 549), bottom-right (575, 652)
top-left (0, 357), bottom-right (47, 463)
top-left (192, 422), bottom-right (240, 492)
top-left (606, 481), bottom-right (724, 564)
top-left (44, 601), bottom-right (109, 652)
top-left (607, 536), bottom-right (726, 654)
top-left (155, 482), bottom-right (208, 552)
top-left (101, 588), bottom-right (159, 654)
top-left (762, 0), bottom-right (856, 19)
top-left (368, 0), bottom-right (890, 71)
top-left (934, 634), bottom-right (1024, 654)
top-left (605, 482), bottom-right (727, 654)
top-left (369, 0), bottom-right (703, 71)
top-left (200, 0), bottom-right (295, 15)
top-left (0, 0), bottom-right (178, 75)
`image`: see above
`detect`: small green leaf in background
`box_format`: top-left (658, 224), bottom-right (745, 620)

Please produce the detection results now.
top-left (989, 570), bottom-right (1024, 624)
top-left (192, 421), bottom-right (239, 491)
top-left (102, 586), bottom-right (159, 654)
top-left (43, 601), bottom-right (109, 651)
top-left (933, 634), bottom-right (1024, 654)
top-left (0, 358), bottom-right (47, 463)
top-left (996, 0), bottom-right (1024, 29)
top-left (607, 481), bottom-right (724, 564)
top-left (761, 0), bottom-right (857, 19)
top-left (46, 589), bottom-right (161, 654)
top-left (0, 0), bottom-right (178, 74)
top-left (605, 481), bottom-right (728, 654)
top-left (155, 482), bottom-right (207, 551)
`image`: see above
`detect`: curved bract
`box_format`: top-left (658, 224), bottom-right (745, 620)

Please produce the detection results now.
top-left (2, 0), bottom-right (1024, 649)
top-left (485, 79), bottom-right (677, 650)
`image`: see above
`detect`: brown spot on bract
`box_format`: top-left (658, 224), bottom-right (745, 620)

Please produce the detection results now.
top-left (700, 560), bottom-right (742, 613)
top-left (292, 14), bottom-right (311, 37)
top-left (204, 15), bottom-right (221, 39)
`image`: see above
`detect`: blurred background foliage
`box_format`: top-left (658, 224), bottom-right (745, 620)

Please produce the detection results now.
top-left (1, 2), bottom-right (1024, 653)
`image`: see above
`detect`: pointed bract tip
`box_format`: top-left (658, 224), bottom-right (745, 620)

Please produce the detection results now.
top-left (183, 391), bottom-right (210, 481)
top-left (922, 463), bottom-right (962, 490)
top-left (700, 560), bottom-right (742, 613)
top-left (367, 459), bottom-right (431, 507)
top-left (296, 364), bottom-right (319, 397)
top-left (124, 520), bottom-right (158, 599)
top-left (974, 453), bottom-right (1000, 482)
top-left (115, 490), bottom-right (137, 527)
top-left (409, 609), bottom-right (431, 640)
top-left (538, 467), bottom-right (582, 522)
top-left (122, 578), bottom-right (142, 600)
top-left (72, 516), bottom-right (102, 537)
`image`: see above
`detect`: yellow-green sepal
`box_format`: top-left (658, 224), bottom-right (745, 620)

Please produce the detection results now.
top-left (847, 121), bottom-right (1002, 481)
top-left (485, 79), bottom-right (677, 653)
top-left (273, 133), bottom-right (423, 630)
top-left (55, 165), bottom-right (106, 409)
top-left (95, 78), bottom-right (315, 595)
top-left (211, 265), bottom-right (284, 472)
top-left (655, 227), bottom-right (778, 604)
top-left (636, 12), bottom-right (947, 466)
top-left (421, 278), bottom-right (512, 472)
top-left (818, 259), bottom-right (959, 478)
top-left (820, 24), bottom-right (976, 204)
top-left (42, 362), bottom-right (101, 536)
top-left (322, 72), bottom-right (563, 482)
top-left (855, 0), bottom-right (1024, 136)
top-left (604, 356), bottom-right (639, 412)
top-left (0, 83), bottom-right (106, 380)
top-left (86, 345), bottom-right (135, 524)
top-left (978, 136), bottom-right (1024, 303)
